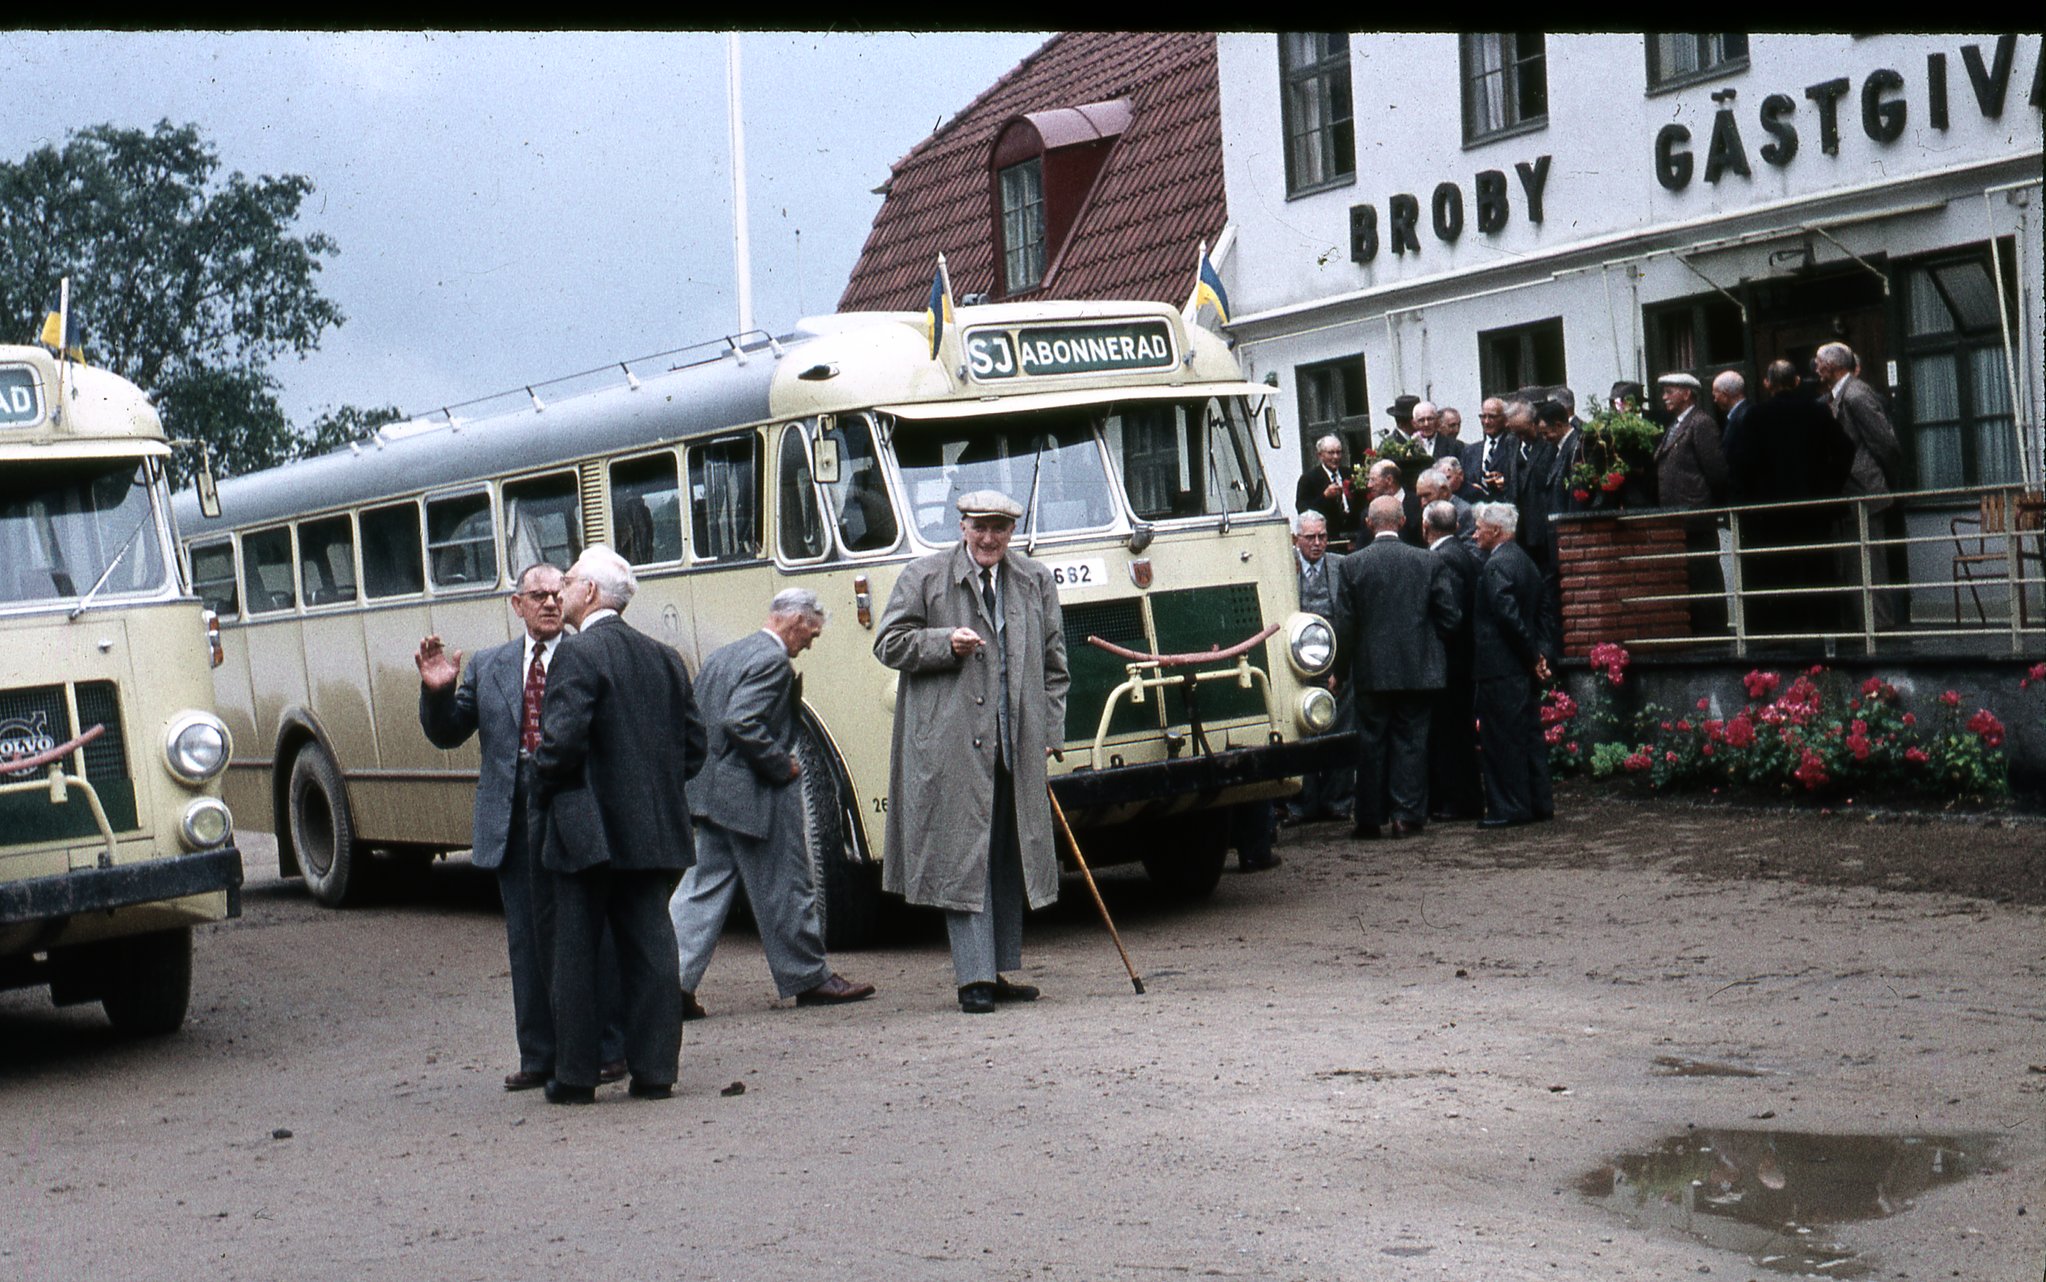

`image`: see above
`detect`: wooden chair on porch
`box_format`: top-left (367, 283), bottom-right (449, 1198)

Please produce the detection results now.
top-left (1951, 489), bottom-right (2045, 627)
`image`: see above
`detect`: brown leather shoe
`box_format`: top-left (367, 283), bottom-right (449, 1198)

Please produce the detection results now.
top-left (680, 989), bottom-right (709, 1021)
top-left (795, 973), bottom-right (876, 1006)
top-left (597, 1059), bottom-right (627, 1084)
top-left (504, 1069), bottom-right (549, 1092)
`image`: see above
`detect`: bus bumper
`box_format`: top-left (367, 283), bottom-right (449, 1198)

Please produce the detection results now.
top-left (0, 847), bottom-right (243, 927)
top-left (1050, 733), bottom-right (1356, 812)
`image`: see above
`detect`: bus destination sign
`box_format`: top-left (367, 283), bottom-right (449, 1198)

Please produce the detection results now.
top-left (965, 319), bottom-right (1177, 382)
top-left (0, 366), bottom-right (43, 427)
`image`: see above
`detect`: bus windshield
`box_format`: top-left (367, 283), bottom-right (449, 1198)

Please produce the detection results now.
top-left (1103, 396), bottom-right (1270, 522)
top-left (893, 412), bottom-right (1117, 544)
top-left (0, 460), bottom-right (169, 606)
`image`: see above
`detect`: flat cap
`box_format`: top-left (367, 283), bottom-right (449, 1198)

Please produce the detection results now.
top-left (1656, 371), bottom-right (1702, 390)
top-left (956, 489), bottom-right (1024, 520)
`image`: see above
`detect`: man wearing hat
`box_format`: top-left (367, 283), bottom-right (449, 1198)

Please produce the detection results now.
top-left (874, 491), bottom-right (1069, 1015)
top-left (1383, 394), bottom-right (1421, 447)
top-left (1654, 372), bottom-right (1730, 634)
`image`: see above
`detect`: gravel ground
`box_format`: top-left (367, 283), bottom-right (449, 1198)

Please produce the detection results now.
top-left (3, 784), bottom-right (2041, 1281)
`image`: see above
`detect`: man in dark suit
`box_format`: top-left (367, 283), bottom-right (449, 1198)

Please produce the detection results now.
top-left (1422, 501), bottom-right (1482, 822)
top-left (1294, 433), bottom-right (1357, 532)
top-left (416, 564), bottom-right (625, 1092)
top-left (1332, 496), bottom-right (1461, 839)
top-left (1416, 466), bottom-right (1477, 547)
top-left (1365, 459), bottom-right (1425, 547)
top-left (1470, 504), bottom-right (1552, 828)
top-left (1655, 372), bottom-right (1731, 635)
top-left (1464, 397), bottom-right (1516, 501)
top-left (669, 589), bottom-right (874, 1016)
top-left (1383, 394), bottom-right (1420, 446)
top-left (1434, 406), bottom-right (1468, 464)
top-left (533, 545), bottom-right (707, 1103)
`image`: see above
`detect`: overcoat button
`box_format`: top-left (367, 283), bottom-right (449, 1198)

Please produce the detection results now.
top-left (975, 695), bottom-right (985, 705)
top-left (973, 737), bottom-right (983, 748)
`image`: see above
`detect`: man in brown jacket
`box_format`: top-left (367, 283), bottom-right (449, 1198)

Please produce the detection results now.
top-left (1655, 372), bottom-right (1730, 635)
top-left (874, 491), bottom-right (1069, 1014)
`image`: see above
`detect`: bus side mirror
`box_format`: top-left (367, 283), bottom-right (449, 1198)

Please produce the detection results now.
top-left (813, 436), bottom-right (841, 486)
top-left (172, 439), bottom-right (223, 518)
top-left (1264, 404), bottom-right (1281, 451)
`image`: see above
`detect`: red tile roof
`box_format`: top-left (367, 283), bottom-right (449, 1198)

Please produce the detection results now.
top-left (838, 32), bottom-right (1225, 313)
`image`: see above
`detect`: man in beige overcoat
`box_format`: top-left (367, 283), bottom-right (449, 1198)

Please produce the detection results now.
top-left (874, 490), bottom-right (1069, 1014)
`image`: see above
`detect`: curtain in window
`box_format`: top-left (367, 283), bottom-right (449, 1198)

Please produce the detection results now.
top-left (1969, 346), bottom-right (2018, 483)
top-left (1468, 35), bottom-right (1506, 135)
top-left (1909, 354), bottom-right (1963, 489)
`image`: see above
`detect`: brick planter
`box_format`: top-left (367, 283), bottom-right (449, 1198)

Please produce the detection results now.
top-left (1552, 509), bottom-right (1693, 658)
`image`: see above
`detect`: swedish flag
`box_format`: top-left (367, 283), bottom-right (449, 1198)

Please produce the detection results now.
top-left (924, 253), bottom-right (954, 362)
top-left (1183, 241), bottom-right (1230, 326)
top-left (38, 306), bottom-right (81, 359)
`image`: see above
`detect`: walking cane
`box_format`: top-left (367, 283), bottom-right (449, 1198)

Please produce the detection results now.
top-left (1046, 785), bottom-right (1145, 995)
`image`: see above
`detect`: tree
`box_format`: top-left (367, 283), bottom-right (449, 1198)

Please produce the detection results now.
top-left (300, 403), bottom-right (404, 457)
top-left (0, 120), bottom-right (344, 476)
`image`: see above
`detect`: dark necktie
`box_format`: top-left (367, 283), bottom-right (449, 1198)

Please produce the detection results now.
top-left (521, 648), bottom-right (546, 754)
top-left (979, 567), bottom-right (997, 621)
top-left (980, 568), bottom-right (1011, 764)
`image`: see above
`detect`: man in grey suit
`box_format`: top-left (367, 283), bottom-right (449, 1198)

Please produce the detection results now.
top-left (669, 589), bottom-right (874, 1015)
top-left (1284, 510), bottom-right (1352, 828)
top-left (1816, 341), bottom-right (1908, 630)
top-left (1423, 501), bottom-right (1483, 822)
top-left (1332, 496), bottom-right (1462, 839)
top-left (533, 545), bottom-right (707, 1103)
top-left (415, 564), bottom-right (624, 1092)
top-left (1471, 504), bottom-right (1553, 828)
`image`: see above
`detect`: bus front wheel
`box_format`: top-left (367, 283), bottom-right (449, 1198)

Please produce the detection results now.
top-left (795, 723), bottom-right (882, 951)
top-left (288, 745), bottom-right (360, 907)
top-left (98, 928), bottom-right (194, 1036)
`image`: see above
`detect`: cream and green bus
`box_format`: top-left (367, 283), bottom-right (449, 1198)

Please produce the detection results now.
top-left (0, 344), bottom-right (240, 1034)
top-left (172, 299), bottom-right (1345, 947)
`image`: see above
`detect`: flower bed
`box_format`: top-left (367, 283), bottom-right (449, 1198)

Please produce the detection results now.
top-left (1545, 646), bottom-right (2018, 804)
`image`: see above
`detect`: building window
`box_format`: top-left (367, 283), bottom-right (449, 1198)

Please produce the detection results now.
top-left (1279, 34), bottom-right (1354, 196)
top-left (1899, 247), bottom-right (2020, 488)
top-left (1478, 318), bottom-right (1566, 399)
top-left (999, 158), bottom-right (1047, 294)
top-left (1645, 34), bottom-right (1750, 93)
top-left (1461, 34), bottom-right (1547, 144)
top-left (1644, 293), bottom-right (1747, 388)
top-left (1296, 355), bottom-right (1371, 466)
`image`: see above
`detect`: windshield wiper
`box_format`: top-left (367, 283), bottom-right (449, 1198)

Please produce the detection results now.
top-left (1021, 432), bottom-right (1049, 555)
top-left (68, 517), bottom-right (149, 620)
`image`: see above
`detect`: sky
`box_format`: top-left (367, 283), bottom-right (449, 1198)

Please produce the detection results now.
top-left (1, 30), bottom-right (1050, 427)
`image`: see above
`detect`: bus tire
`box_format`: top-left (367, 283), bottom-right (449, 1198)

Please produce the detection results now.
top-left (1139, 813), bottom-right (1228, 901)
top-left (795, 723), bottom-right (881, 951)
top-left (288, 744), bottom-right (361, 907)
top-left (99, 928), bottom-right (194, 1036)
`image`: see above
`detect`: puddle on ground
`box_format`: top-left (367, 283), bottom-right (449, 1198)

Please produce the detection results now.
top-left (1578, 1128), bottom-right (1996, 1277)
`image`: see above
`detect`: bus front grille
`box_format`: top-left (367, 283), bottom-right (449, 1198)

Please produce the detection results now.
top-left (0, 681), bottom-right (138, 849)
top-left (1059, 585), bottom-right (1271, 745)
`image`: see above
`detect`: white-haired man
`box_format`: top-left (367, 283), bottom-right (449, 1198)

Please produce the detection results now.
top-left (1471, 504), bottom-right (1551, 828)
top-left (671, 588), bottom-right (874, 1018)
top-left (1815, 341), bottom-right (1907, 630)
top-left (533, 545), bottom-right (707, 1103)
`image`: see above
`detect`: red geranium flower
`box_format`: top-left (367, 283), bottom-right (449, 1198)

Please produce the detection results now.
top-left (1940, 690), bottom-right (1962, 707)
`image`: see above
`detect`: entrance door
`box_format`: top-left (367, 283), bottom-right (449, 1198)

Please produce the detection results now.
top-left (1747, 268), bottom-right (1891, 408)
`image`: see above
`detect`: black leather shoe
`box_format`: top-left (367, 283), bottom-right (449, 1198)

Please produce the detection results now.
top-left (597, 1059), bottom-right (627, 1084)
top-left (680, 990), bottom-right (708, 1021)
top-left (504, 1069), bottom-right (549, 1092)
top-left (627, 1080), bottom-right (673, 1100)
top-left (1350, 823), bottom-right (1382, 841)
top-left (1477, 816), bottom-right (1527, 830)
top-left (1239, 855), bottom-right (1283, 873)
top-left (990, 976), bottom-right (1039, 1003)
top-left (542, 1079), bottom-right (595, 1105)
top-left (1391, 819), bottom-right (1425, 838)
top-left (958, 982), bottom-right (996, 1014)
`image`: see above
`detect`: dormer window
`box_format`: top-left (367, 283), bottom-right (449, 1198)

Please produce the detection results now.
top-left (1000, 158), bottom-right (1047, 293)
top-left (989, 98), bottom-right (1132, 299)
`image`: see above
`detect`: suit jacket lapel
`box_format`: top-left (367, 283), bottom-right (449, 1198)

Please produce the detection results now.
top-left (490, 642), bottom-right (524, 724)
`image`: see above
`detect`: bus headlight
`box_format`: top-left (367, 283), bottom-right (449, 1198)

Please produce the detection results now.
top-left (180, 796), bottom-right (233, 850)
top-left (164, 711), bottom-right (232, 784)
top-left (1298, 686), bottom-right (1337, 735)
top-left (1285, 613), bottom-right (1336, 677)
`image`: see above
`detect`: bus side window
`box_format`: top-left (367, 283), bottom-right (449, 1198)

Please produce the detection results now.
top-left (190, 540), bottom-right (239, 617)
top-left (242, 526), bottom-right (296, 614)
top-left (610, 453), bottom-right (682, 567)
top-left (427, 492), bottom-right (497, 588)
top-left (821, 414), bottom-right (899, 554)
top-left (501, 472), bottom-right (583, 571)
top-left (361, 501), bottom-right (426, 598)
top-left (298, 514), bottom-right (358, 607)
top-left (776, 426), bottom-right (828, 562)
top-left (688, 435), bottom-right (760, 563)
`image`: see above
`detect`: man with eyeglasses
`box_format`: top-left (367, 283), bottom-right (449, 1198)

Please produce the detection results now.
top-left (417, 563), bottom-right (626, 1093)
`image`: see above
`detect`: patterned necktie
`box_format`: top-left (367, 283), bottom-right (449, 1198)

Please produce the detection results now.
top-left (521, 647), bottom-right (546, 754)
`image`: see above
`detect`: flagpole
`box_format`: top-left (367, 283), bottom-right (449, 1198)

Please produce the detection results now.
top-left (727, 33), bottom-right (754, 337)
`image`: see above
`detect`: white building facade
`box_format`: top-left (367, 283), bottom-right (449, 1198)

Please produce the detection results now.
top-left (1217, 33), bottom-right (2044, 519)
